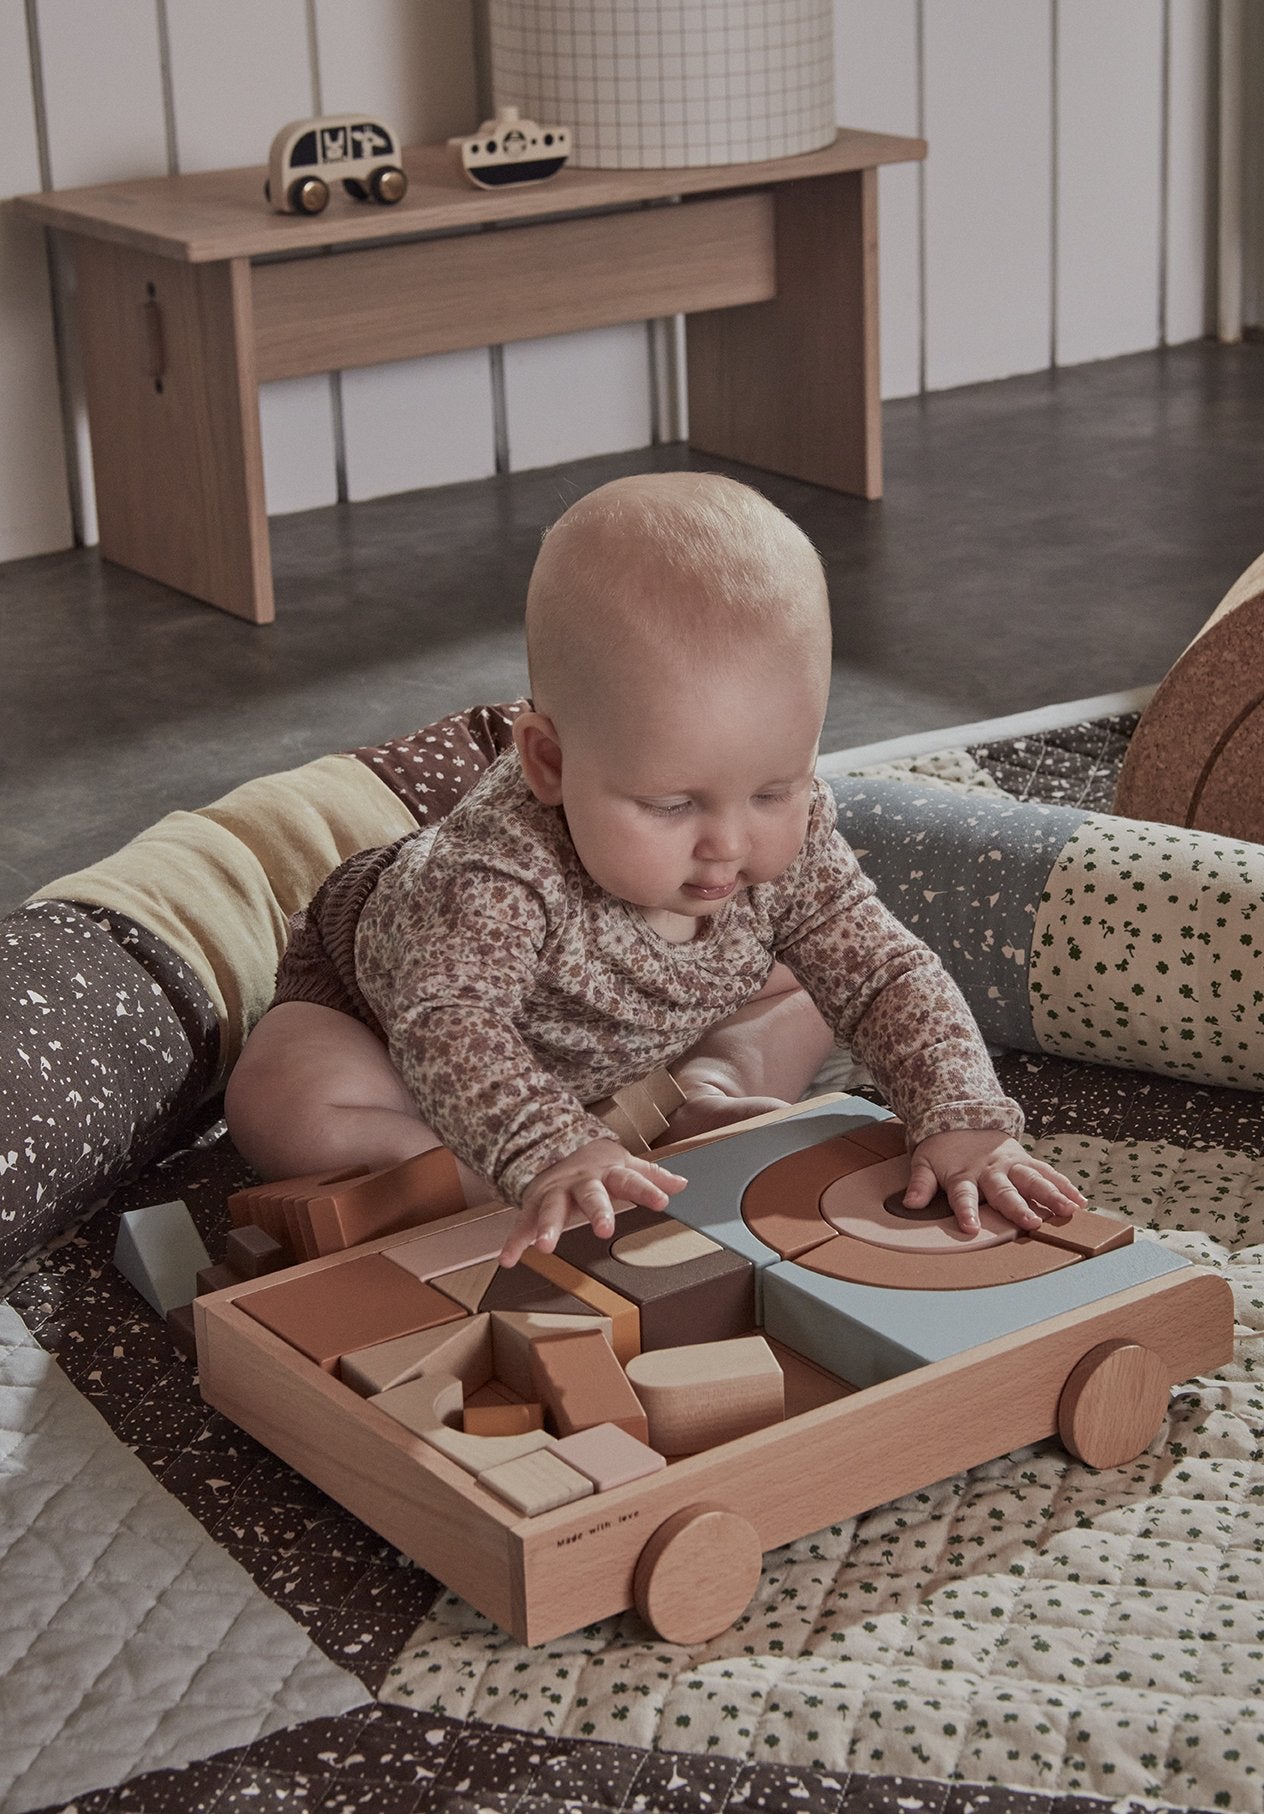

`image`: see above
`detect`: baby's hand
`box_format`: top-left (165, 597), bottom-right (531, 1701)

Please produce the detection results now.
top-left (498, 1138), bottom-right (687, 1267)
top-left (906, 1130), bottom-right (1087, 1236)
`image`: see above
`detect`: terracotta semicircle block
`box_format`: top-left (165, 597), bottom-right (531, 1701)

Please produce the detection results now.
top-left (1114, 549), bottom-right (1264, 839)
top-left (739, 1133), bottom-right (880, 1258)
top-left (796, 1231), bottom-right (1078, 1291)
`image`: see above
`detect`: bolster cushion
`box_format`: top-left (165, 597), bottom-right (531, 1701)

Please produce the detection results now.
top-left (832, 777), bottom-right (1264, 1091)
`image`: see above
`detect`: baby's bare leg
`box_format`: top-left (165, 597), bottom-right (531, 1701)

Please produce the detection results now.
top-left (224, 1001), bottom-right (488, 1198)
top-left (665, 963), bottom-right (835, 1140)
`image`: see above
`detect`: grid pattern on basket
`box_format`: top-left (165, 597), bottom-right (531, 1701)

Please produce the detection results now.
top-left (488, 0), bottom-right (836, 170)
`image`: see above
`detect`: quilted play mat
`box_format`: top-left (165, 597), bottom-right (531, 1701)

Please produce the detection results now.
top-left (2, 710), bottom-right (1260, 1814)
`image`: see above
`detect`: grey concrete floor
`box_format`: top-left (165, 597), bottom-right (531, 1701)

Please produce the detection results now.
top-left (3, 337), bottom-right (1262, 916)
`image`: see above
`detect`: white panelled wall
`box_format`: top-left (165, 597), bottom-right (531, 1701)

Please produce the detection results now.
top-left (0, 0), bottom-right (1232, 566)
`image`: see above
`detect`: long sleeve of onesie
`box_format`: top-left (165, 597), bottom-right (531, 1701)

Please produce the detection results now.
top-left (356, 833), bottom-right (618, 1205)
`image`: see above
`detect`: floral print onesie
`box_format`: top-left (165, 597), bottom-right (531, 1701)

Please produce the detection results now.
top-left (340, 750), bottom-right (1022, 1205)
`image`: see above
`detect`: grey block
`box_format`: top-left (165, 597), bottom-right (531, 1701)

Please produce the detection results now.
top-left (114, 1199), bottom-right (211, 1317)
top-left (830, 777), bottom-right (1089, 1051)
top-left (762, 1237), bottom-right (1190, 1390)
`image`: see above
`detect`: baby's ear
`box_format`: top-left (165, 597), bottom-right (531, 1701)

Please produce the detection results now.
top-left (513, 711), bottom-right (565, 805)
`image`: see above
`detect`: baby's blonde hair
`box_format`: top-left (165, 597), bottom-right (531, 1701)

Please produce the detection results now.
top-left (525, 473), bottom-right (829, 723)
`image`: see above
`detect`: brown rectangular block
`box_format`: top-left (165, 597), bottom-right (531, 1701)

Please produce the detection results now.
top-left (488, 1310), bottom-right (613, 1399)
top-left (196, 1261), bottom-right (239, 1296)
top-left (224, 1224), bottom-right (287, 1278)
top-left (1031, 1204), bottom-right (1134, 1256)
top-left (228, 1167), bottom-right (365, 1248)
top-left (529, 1328), bottom-right (648, 1443)
top-left (239, 1252), bottom-right (466, 1370)
top-left (554, 1206), bottom-right (754, 1348)
top-left (166, 1302), bottom-right (198, 1361)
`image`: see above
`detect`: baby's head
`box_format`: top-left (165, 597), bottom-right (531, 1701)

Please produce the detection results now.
top-left (515, 474), bottom-right (833, 931)
top-left (523, 472), bottom-right (830, 734)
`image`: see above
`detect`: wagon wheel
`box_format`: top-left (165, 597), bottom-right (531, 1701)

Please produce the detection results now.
top-left (1057, 1339), bottom-right (1170, 1469)
top-left (633, 1503), bottom-right (763, 1644)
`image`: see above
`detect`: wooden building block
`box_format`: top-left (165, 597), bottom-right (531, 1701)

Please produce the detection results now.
top-left (387, 1204), bottom-right (524, 1280)
top-left (224, 1224), bottom-right (286, 1278)
top-left (432, 1258), bottom-right (501, 1313)
top-left (625, 1336), bottom-right (784, 1456)
top-left (739, 1134), bottom-right (883, 1259)
top-left (649, 1101), bottom-right (882, 1312)
top-left (529, 1329), bottom-right (649, 1442)
top-left (340, 1311), bottom-right (493, 1397)
top-left (550, 1423), bottom-right (666, 1491)
top-left (797, 1231), bottom-right (1075, 1291)
top-left (1030, 1205), bottom-right (1135, 1257)
top-left (477, 1448), bottom-right (594, 1516)
top-left (555, 1206), bottom-right (755, 1349)
top-left (228, 1168), bottom-right (364, 1249)
top-left (371, 1369), bottom-right (464, 1438)
top-left (238, 1252), bottom-right (465, 1370)
top-left (463, 1381), bottom-right (517, 1409)
top-left (591, 1067), bottom-right (686, 1155)
top-left (761, 1236), bottom-right (1192, 1391)
top-left (515, 1247), bottom-right (641, 1364)
top-left (420, 1424), bottom-right (553, 1475)
top-left (489, 1310), bottom-right (613, 1399)
top-left (464, 1402), bottom-right (544, 1436)
top-left (303, 1146), bottom-right (467, 1252)
top-left (479, 1252), bottom-right (611, 1325)
top-left (166, 1302), bottom-right (199, 1360)
top-left (196, 1261), bottom-right (239, 1296)
top-left (114, 1199), bottom-right (211, 1317)
top-left (845, 1116), bottom-right (906, 1159)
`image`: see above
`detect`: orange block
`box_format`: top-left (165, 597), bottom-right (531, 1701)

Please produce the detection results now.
top-left (529, 1328), bottom-right (648, 1443)
top-left (238, 1252), bottom-right (465, 1370)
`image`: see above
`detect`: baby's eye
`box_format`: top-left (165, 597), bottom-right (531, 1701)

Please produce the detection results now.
top-left (754, 790), bottom-right (792, 805)
top-left (640, 799), bottom-right (692, 817)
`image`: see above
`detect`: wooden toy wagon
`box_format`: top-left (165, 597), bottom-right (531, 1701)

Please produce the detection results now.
top-left (195, 1097), bottom-right (1233, 1647)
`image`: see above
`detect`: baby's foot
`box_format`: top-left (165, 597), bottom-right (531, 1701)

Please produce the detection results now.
top-left (660, 1086), bottom-right (790, 1145)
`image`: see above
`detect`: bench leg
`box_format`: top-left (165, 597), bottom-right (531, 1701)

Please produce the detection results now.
top-left (685, 166), bottom-right (882, 500)
top-left (73, 238), bottom-right (274, 623)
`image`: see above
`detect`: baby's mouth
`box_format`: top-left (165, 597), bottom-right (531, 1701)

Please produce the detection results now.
top-left (683, 879), bottom-right (737, 901)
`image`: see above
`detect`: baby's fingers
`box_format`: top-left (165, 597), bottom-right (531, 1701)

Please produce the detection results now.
top-left (617, 1158), bottom-right (687, 1208)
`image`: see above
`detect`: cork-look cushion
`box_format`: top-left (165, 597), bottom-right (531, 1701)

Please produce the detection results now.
top-left (1114, 546), bottom-right (1264, 840)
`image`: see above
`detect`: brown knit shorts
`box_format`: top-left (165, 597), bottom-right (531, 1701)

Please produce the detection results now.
top-left (270, 699), bottom-right (525, 1037)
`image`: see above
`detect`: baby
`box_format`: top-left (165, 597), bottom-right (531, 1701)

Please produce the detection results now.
top-left (226, 472), bottom-right (1084, 1265)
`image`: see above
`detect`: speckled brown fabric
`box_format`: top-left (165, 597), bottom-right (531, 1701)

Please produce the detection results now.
top-left (351, 698), bottom-right (527, 824)
top-left (0, 900), bottom-right (218, 1276)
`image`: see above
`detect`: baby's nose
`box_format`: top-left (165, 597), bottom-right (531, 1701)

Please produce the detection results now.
top-left (695, 816), bottom-right (746, 861)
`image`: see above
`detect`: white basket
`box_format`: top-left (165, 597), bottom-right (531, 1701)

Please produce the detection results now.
top-left (488, 0), bottom-right (836, 170)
